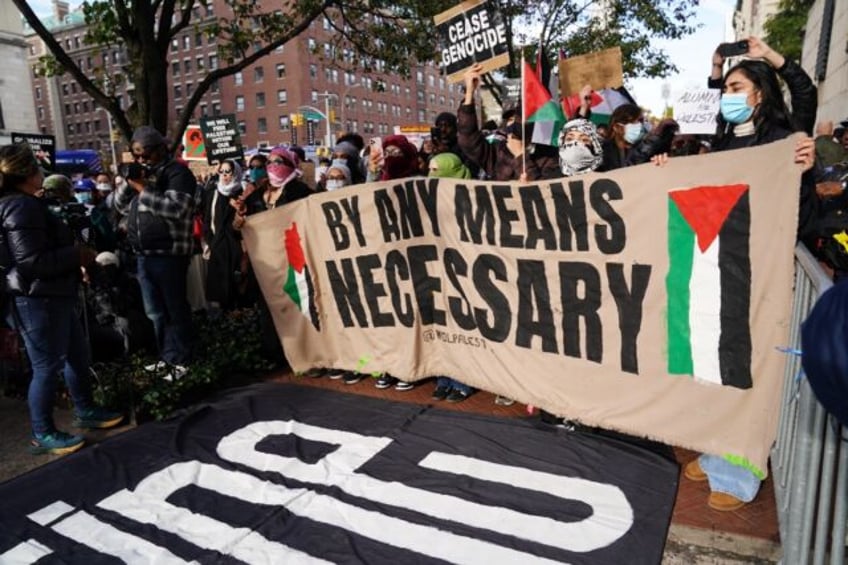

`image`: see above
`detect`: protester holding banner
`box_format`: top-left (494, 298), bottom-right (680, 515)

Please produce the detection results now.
top-left (557, 118), bottom-right (604, 176)
top-left (599, 104), bottom-right (679, 172)
top-left (114, 126), bottom-right (196, 382)
top-left (684, 55), bottom-right (817, 511)
top-left (0, 143), bottom-right (123, 455)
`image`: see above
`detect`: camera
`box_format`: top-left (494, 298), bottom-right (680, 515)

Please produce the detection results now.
top-left (119, 162), bottom-right (148, 181)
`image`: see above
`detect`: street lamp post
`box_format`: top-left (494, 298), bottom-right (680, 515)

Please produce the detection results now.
top-left (315, 91), bottom-right (335, 147)
top-left (102, 109), bottom-right (118, 174)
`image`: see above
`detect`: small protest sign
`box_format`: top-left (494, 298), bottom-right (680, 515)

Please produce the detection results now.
top-left (674, 89), bottom-right (721, 135)
top-left (11, 132), bottom-right (56, 170)
top-left (199, 115), bottom-right (244, 164)
top-left (559, 47), bottom-right (624, 97)
top-left (434, 0), bottom-right (510, 83)
top-left (182, 125), bottom-right (206, 161)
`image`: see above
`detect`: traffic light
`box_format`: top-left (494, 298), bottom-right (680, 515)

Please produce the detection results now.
top-left (289, 113), bottom-right (302, 127)
top-left (329, 109), bottom-right (336, 123)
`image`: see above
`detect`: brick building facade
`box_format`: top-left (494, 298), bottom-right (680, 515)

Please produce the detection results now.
top-left (25, 0), bottom-right (459, 158)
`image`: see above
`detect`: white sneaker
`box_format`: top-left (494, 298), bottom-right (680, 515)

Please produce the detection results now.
top-left (144, 361), bottom-right (167, 372)
top-left (162, 365), bottom-right (188, 382)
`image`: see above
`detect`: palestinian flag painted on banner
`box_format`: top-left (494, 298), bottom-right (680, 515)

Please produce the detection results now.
top-left (523, 60), bottom-right (565, 146)
top-left (666, 184), bottom-right (752, 389)
top-left (283, 222), bottom-right (320, 330)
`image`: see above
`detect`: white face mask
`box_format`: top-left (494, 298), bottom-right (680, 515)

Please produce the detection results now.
top-left (326, 179), bottom-right (346, 191)
top-left (95, 183), bottom-right (112, 192)
top-left (560, 141), bottom-right (596, 175)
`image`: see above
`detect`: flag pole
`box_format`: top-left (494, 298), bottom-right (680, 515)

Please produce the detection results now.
top-left (521, 54), bottom-right (527, 179)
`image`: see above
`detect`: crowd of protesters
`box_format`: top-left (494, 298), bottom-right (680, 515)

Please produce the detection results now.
top-left (0, 34), bottom-right (843, 518)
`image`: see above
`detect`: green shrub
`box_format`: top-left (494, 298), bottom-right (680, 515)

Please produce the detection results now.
top-left (92, 306), bottom-right (275, 422)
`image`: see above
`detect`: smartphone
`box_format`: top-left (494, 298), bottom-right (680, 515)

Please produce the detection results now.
top-left (430, 127), bottom-right (442, 142)
top-left (717, 40), bottom-right (749, 58)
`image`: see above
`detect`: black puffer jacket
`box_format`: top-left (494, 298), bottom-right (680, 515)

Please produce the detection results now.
top-left (0, 192), bottom-right (81, 297)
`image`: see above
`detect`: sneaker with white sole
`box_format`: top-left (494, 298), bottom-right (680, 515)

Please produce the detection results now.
top-left (374, 375), bottom-right (397, 389)
top-left (144, 361), bottom-right (167, 372)
top-left (163, 365), bottom-right (188, 382)
top-left (343, 372), bottom-right (364, 385)
top-left (394, 380), bottom-right (414, 392)
top-left (327, 369), bottom-right (347, 380)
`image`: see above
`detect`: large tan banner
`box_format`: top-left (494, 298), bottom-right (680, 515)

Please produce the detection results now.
top-left (243, 136), bottom-right (803, 472)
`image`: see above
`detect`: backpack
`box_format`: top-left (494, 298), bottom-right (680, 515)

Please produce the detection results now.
top-left (801, 281), bottom-right (848, 427)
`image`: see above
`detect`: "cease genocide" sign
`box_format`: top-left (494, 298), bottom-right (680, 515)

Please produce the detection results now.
top-left (434, 0), bottom-right (509, 83)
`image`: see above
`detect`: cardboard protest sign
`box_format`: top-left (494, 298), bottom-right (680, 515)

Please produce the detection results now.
top-left (674, 89), bottom-right (721, 135)
top-left (559, 47), bottom-right (624, 97)
top-left (199, 115), bottom-right (243, 164)
top-left (182, 125), bottom-right (206, 161)
top-left (243, 136), bottom-right (804, 472)
top-left (11, 132), bottom-right (55, 170)
top-left (434, 0), bottom-right (510, 83)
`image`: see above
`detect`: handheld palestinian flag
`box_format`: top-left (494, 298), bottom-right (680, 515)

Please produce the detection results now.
top-left (523, 60), bottom-right (565, 146)
top-left (283, 222), bottom-right (320, 331)
top-left (666, 184), bottom-right (752, 389)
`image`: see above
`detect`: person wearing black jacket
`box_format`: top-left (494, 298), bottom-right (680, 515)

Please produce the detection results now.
top-left (0, 143), bottom-right (122, 455)
top-left (114, 126), bottom-right (196, 380)
top-left (683, 51), bottom-right (817, 512)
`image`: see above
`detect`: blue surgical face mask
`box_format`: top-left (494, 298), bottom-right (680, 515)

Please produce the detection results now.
top-left (248, 167), bottom-right (266, 183)
top-left (720, 93), bottom-right (754, 124)
top-left (623, 122), bottom-right (646, 145)
top-left (74, 191), bottom-right (92, 204)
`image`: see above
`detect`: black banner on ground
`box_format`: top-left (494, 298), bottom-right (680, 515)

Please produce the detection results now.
top-left (0, 383), bottom-right (678, 564)
top-left (199, 115), bottom-right (244, 164)
top-left (11, 132), bottom-right (56, 170)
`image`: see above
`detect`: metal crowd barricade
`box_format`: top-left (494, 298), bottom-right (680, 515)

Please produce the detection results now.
top-left (772, 244), bottom-right (847, 565)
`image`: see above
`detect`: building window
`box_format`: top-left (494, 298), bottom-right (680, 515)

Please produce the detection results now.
top-left (200, 104), bottom-right (207, 117)
top-left (309, 64), bottom-right (317, 79)
top-left (174, 85), bottom-right (182, 98)
top-left (67, 123), bottom-right (75, 134)
top-left (83, 101), bottom-right (89, 112)
top-left (71, 83), bottom-right (78, 94)
top-left (210, 80), bottom-right (219, 93)
top-left (276, 63), bottom-right (286, 79)
top-left (311, 90), bottom-right (318, 104)
top-left (183, 59), bottom-right (192, 74)
top-left (196, 56), bottom-right (205, 71)
top-left (256, 92), bottom-right (265, 108)
top-left (171, 38), bottom-right (178, 52)
top-left (237, 120), bottom-right (246, 134)
top-left (279, 115), bottom-right (290, 130)
top-left (186, 83), bottom-right (193, 97)
top-left (308, 37), bottom-right (316, 51)
top-left (35, 86), bottom-right (42, 100)
top-left (74, 103), bottom-right (80, 113)
top-left (212, 102), bottom-right (221, 116)
top-left (234, 72), bottom-right (243, 86)
top-left (277, 89), bottom-right (287, 104)
top-left (172, 61), bottom-right (180, 76)
top-left (208, 54), bottom-right (218, 70)
top-left (257, 117), bottom-right (267, 134)
top-left (236, 95), bottom-right (245, 112)
top-left (37, 106), bottom-right (44, 119)
top-left (182, 35), bottom-right (190, 50)
top-left (94, 119), bottom-right (100, 131)
top-left (254, 66), bottom-right (264, 82)
top-left (194, 32), bottom-right (203, 47)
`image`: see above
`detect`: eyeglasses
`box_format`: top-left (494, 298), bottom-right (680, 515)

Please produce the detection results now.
top-left (219, 169), bottom-right (233, 175)
top-left (384, 146), bottom-right (403, 158)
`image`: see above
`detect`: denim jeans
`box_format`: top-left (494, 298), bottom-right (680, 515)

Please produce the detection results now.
top-left (435, 376), bottom-right (472, 394)
top-left (137, 255), bottom-right (193, 365)
top-left (11, 296), bottom-right (94, 435)
top-left (699, 453), bottom-right (762, 503)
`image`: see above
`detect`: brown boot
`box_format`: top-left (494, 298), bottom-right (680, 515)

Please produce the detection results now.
top-left (684, 459), bottom-right (708, 482)
top-left (708, 492), bottom-right (746, 512)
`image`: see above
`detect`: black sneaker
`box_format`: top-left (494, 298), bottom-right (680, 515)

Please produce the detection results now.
top-left (432, 386), bottom-right (451, 400)
top-left (394, 380), bottom-right (414, 392)
top-left (446, 389), bottom-right (472, 403)
top-left (327, 369), bottom-right (347, 380)
top-left (343, 372), bottom-right (364, 385)
top-left (374, 375), bottom-right (397, 389)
